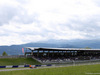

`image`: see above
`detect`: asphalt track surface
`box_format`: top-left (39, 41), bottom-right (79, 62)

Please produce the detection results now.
top-left (0, 62), bottom-right (100, 72)
top-left (0, 67), bottom-right (53, 72)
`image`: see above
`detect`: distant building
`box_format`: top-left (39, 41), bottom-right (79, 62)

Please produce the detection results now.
top-left (24, 47), bottom-right (100, 63)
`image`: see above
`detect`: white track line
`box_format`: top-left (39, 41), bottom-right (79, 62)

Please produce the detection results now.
top-left (0, 68), bottom-right (30, 72)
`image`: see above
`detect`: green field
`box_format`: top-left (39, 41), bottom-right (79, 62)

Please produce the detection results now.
top-left (0, 58), bottom-right (41, 66)
top-left (0, 64), bottom-right (100, 75)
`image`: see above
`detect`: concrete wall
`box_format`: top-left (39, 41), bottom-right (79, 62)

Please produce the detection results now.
top-left (0, 55), bottom-right (26, 58)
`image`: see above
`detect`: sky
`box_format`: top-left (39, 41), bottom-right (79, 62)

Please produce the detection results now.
top-left (0, 0), bottom-right (100, 46)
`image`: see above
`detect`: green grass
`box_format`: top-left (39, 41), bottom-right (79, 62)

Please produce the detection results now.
top-left (0, 58), bottom-right (41, 66)
top-left (0, 64), bottom-right (100, 75)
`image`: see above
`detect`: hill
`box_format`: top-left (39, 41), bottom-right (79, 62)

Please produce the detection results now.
top-left (0, 42), bottom-right (75, 55)
top-left (0, 39), bottom-right (100, 55)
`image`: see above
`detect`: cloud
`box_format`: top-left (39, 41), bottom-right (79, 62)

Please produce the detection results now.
top-left (16, 0), bottom-right (29, 4)
top-left (0, 5), bottom-right (18, 25)
top-left (0, 0), bottom-right (36, 26)
top-left (93, 0), bottom-right (100, 7)
top-left (0, 0), bottom-right (100, 45)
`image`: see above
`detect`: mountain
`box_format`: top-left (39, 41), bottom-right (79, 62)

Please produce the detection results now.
top-left (0, 42), bottom-right (75, 55)
top-left (65, 39), bottom-right (100, 48)
top-left (42, 39), bottom-right (100, 48)
top-left (0, 39), bottom-right (100, 55)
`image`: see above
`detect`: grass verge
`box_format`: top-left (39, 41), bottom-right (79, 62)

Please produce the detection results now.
top-left (0, 58), bottom-right (41, 66)
top-left (0, 64), bottom-right (100, 75)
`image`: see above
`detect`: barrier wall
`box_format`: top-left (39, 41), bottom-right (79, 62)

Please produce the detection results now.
top-left (0, 64), bottom-right (52, 68)
top-left (0, 55), bottom-right (26, 58)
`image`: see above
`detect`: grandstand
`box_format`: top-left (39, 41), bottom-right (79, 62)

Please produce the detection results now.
top-left (24, 47), bottom-right (100, 63)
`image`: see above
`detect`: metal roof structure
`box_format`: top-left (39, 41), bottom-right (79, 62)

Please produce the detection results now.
top-left (25, 47), bottom-right (100, 51)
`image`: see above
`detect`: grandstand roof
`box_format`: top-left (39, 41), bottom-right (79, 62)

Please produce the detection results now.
top-left (25, 47), bottom-right (100, 51)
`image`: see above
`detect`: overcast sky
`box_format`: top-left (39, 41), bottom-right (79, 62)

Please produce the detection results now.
top-left (0, 0), bottom-right (100, 45)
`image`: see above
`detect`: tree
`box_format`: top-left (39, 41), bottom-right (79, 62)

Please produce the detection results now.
top-left (2, 51), bottom-right (8, 56)
top-left (85, 47), bottom-right (91, 49)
